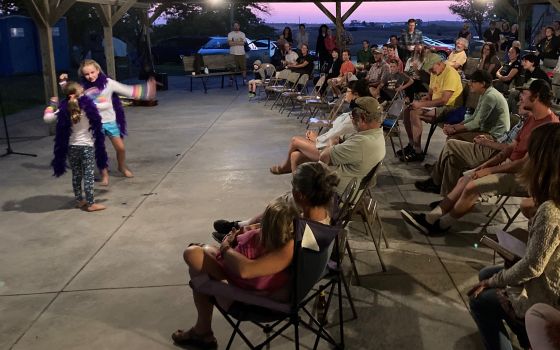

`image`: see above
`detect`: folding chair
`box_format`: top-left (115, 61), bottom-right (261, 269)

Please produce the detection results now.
top-left (306, 96), bottom-right (346, 132)
top-left (253, 64), bottom-right (277, 101)
top-left (479, 194), bottom-right (525, 237)
top-left (382, 91), bottom-right (407, 161)
top-left (190, 218), bottom-right (345, 350)
top-left (335, 162), bottom-right (387, 285)
top-left (278, 74), bottom-right (310, 114)
top-left (286, 75), bottom-right (326, 118)
top-left (264, 69), bottom-right (291, 105)
top-left (269, 71), bottom-right (302, 110)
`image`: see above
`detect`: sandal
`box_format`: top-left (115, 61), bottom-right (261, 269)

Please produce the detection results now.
top-left (171, 328), bottom-right (217, 349)
top-left (269, 165), bottom-right (289, 175)
top-left (400, 150), bottom-right (425, 162)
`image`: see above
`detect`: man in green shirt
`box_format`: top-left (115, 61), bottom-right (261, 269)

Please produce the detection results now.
top-left (357, 40), bottom-right (373, 65)
top-left (415, 69), bottom-right (511, 194)
top-left (442, 70), bottom-right (510, 142)
top-left (319, 96), bottom-right (386, 193)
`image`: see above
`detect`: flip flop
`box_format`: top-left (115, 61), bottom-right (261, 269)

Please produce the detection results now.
top-left (269, 165), bottom-right (288, 175)
top-left (171, 328), bottom-right (217, 349)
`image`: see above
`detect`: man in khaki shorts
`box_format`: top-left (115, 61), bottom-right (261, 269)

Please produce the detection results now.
top-left (228, 22), bottom-right (247, 82)
top-left (401, 79), bottom-right (559, 235)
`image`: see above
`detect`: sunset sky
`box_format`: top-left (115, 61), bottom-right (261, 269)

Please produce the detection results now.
top-left (256, 2), bottom-right (460, 23)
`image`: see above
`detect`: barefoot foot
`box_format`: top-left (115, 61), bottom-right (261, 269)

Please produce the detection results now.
top-left (119, 167), bottom-right (134, 178)
top-left (75, 200), bottom-right (87, 208)
top-left (86, 203), bottom-right (106, 212)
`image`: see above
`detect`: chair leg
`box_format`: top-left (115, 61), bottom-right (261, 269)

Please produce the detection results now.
top-left (375, 211), bottom-right (390, 249)
top-left (480, 196), bottom-right (510, 235)
top-left (294, 316), bottom-right (300, 350)
top-left (225, 321), bottom-right (239, 350)
top-left (345, 241), bottom-right (361, 286)
top-left (341, 273), bottom-right (357, 320)
top-left (503, 208), bottom-right (522, 231)
top-left (365, 220), bottom-right (388, 272)
top-left (397, 130), bottom-right (407, 164)
top-left (337, 270), bottom-right (345, 349)
top-left (423, 123), bottom-right (438, 155)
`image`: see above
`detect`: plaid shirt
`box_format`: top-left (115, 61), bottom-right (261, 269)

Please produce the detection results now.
top-left (400, 29), bottom-right (423, 49)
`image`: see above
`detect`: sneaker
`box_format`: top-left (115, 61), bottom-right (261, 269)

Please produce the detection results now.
top-left (213, 219), bottom-right (240, 234)
top-left (415, 178), bottom-right (441, 194)
top-left (396, 144), bottom-right (413, 157)
top-left (400, 149), bottom-right (425, 162)
top-left (248, 92), bottom-right (255, 98)
top-left (212, 231), bottom-right (227, 243)
top-left (400, 210), bottom-right (447, 236)
top-left (428, 200), bottom-right (441, 210)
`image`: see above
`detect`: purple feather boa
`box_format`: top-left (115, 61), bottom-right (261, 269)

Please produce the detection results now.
top-left (51, 96), bottom-right (109, 177)
top-left (81, 73), bottom-right (127, 137)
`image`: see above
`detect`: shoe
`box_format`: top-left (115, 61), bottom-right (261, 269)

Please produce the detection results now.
top-left (400, 149), bottom-right (425, 162)
top-left (213, 219), bottom-right (240, 234)
top-left (400, 210), bottom-right (447, 236)
top-left (396, 144), bottom-right (413, 157)
top-left (172, 328), bottom-right (218, 349)
top-left (415, 178), bottom-right (441, 194)
top-left (212, 231), bottom-right (227, 243)
top-left (428, 200), bottom-right (441, 209)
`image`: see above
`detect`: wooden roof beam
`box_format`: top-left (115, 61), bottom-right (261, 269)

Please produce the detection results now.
top-left (342, 1), bottom-right (363, 22)
top-left (313, 0), bottom-right (336, 23)
top-left (50, 0), bottom-right (77, 25)
top-left (77, 0), bottom-right (149, 9)
top-left (111, 0), bottom-right (137, 25)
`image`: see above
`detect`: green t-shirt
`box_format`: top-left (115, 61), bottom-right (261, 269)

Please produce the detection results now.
top-left (330, 128), bottom-right (386, 193)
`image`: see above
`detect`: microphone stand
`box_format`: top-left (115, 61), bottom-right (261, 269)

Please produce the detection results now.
top-left (0, 88), bottom-right (37, 158)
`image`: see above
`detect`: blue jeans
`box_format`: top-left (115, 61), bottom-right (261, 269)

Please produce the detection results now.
top-left (469, 266), bottom-right (529, 350)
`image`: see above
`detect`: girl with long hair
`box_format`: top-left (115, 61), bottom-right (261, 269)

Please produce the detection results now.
top-left (78, 59), bottom-right (156, 185)
top-left (44, 82), bottom-right (109, 211)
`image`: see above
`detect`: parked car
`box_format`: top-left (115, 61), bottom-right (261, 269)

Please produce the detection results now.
top-left (151, 36), bottom-right (210, 64)
top-left (197, 36), bottom-right (277, 67)
top-left (385, 36), bottom-right (453, 60)
top-left (422, 36), bottom-right (454, 60)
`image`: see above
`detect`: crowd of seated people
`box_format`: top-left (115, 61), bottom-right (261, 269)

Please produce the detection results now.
top-left (182, 19), bottom-right (560, 350)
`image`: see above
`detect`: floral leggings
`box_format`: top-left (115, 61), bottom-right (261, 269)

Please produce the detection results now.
top-left (68, 145), bottom-right (95, 206)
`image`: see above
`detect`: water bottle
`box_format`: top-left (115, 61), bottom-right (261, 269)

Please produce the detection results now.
top-left (204, 66), bottom-right (209, 75)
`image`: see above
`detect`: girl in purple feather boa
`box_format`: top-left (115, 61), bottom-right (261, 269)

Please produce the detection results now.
top-left (79, 59), bottom-right (156, 185)
top-left (44, 82), bottom-right (108, 212)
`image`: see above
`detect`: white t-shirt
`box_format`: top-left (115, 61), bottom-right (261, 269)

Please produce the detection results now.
top-left (316, 112), bottom-right (355, 149)
top-left (228, 30), bottom-right (246, 56)
top-left (43, 109), bottom-right (94, 147)
top-left (285, 51), bottom-right (299, 65)
top-left (85, 79), bottom-right (135, 124)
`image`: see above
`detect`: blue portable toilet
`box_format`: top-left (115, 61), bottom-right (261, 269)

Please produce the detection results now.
top-left (50, 18), bottom-right (70, 72)
top-left (0, 16), bottom-right (40, 75)
top-left (0, 16), bottom-right (70, 76)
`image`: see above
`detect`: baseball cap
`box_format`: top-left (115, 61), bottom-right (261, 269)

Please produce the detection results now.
top-left (353, 96), bottom-right (381, 120)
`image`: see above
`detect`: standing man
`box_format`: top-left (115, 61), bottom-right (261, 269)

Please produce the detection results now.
top-left (536, 26), bottom-right (560, 65)
top-left (483, 21), bottom-right (501, 51)
top-left (295, 24), bottom-right (309, 50)
top-left (400, 18), bottom-right (423, 62)
top-left (228, 22), bottom-right (247, 83)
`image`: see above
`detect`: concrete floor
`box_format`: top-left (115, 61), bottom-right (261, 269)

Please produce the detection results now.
top-left (0, 77), bottom-right (527, 349)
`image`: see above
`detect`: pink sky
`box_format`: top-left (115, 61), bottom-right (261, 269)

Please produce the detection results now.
top-left (257, 2), bottom-right (460, 23)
